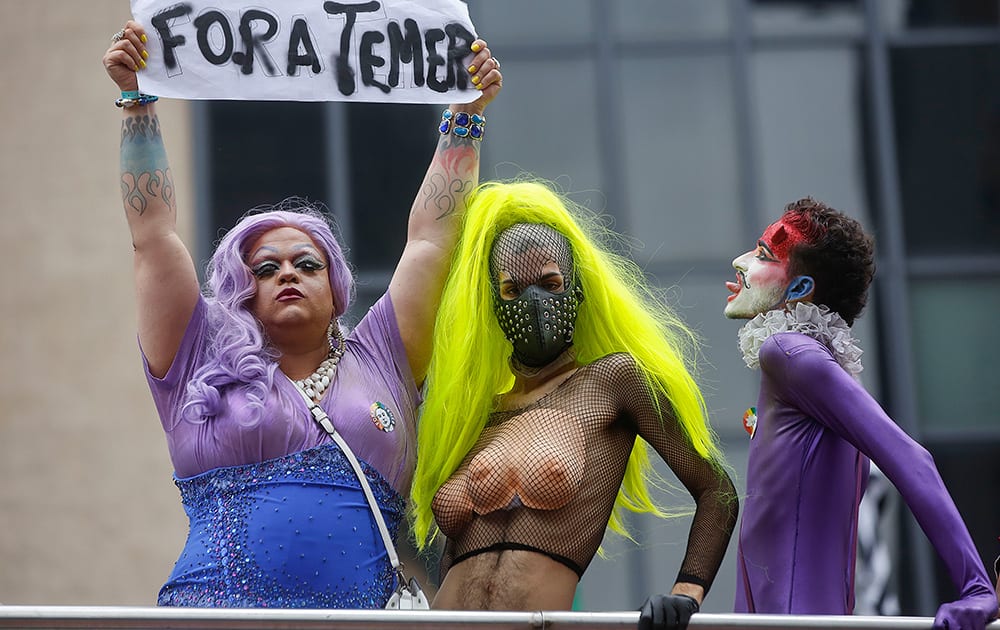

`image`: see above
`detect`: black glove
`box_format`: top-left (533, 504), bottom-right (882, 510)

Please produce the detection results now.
top-left (639, 593), bottom-right (700, 630)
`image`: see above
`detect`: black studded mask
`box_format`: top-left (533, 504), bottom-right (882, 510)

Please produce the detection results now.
top-left (490, 224), bottom-right (582, 368)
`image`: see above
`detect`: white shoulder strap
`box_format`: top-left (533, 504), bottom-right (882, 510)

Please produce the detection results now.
top-left (286, 377), bottom-right (401, 571)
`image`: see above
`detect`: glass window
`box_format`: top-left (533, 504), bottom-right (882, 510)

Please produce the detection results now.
top-left (882, 0), bottom-right (999, 31)
top-left (923, 443), bottom-right (1000, 605)
top-left (910, 279), bottom-right (1000, 433)
top-left (614, 0), bottom-right (730, 40)
top-left (751, 0), bottom-right (863, 36)
top-left (205, 101), bottom-right (440, 318)
top-left (480, 58), bottom-right (603, 194)
top-left (344, 103), bottom-right (438, 270)
top-left (618, 54), bottom-right (742, 262)
top-left (465, 0), bottom-right (593, 46)
top-left (207, 101), bottom-right (328, 242)
top-left (751, 47), bottom-right (871, 226)
top-left (851, 309), bottom-right (882, 400)
top-left (892, 45), bottom-right (1000, 255)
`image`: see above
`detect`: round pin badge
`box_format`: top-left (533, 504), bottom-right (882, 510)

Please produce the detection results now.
top-left (370, 401), bottom-right (395, 432)
top-left (742, 407), bottom-right (757, 439)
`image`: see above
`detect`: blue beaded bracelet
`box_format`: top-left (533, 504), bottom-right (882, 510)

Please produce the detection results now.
top-left (115, 93), bottom-right (159, 108)
top-left (439, 109), bottom-right (485, 141)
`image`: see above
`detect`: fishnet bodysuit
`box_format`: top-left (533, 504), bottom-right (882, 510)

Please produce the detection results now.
top-left (432, 353), bottom-right (738, 587)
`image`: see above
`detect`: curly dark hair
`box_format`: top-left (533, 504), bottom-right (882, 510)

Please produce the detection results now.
top-left (781, 197), bottom-right (876, 326)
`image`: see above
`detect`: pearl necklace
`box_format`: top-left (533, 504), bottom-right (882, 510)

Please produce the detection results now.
top-left (294, 324), bottom-right (346, 403)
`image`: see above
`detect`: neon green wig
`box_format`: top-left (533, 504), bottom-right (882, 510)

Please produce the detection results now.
top-left (410, 180), bottom-right (725, 549)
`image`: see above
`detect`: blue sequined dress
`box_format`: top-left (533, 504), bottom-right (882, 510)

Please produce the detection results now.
top-left (157, 442), bottom-right (404, 608)
top-left (145, 294), bottom-right (420, 608)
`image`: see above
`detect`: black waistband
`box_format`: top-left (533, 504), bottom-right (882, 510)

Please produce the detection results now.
top-left (452, 542), bottom-right (584, 578)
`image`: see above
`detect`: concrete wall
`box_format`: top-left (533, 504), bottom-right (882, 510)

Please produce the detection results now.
top-left (0, 1), bottom-right (194, 605)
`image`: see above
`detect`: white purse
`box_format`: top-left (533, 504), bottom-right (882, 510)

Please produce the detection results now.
top-left (385, 574), bottom-right (430, 610)
top-left (289, 379), bottom-right (430, 610)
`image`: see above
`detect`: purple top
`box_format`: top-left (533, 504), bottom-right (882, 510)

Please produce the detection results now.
top-left (144, 293), bottom-right (419, 494)
top-left (736, 332), bottom-right (992, 614)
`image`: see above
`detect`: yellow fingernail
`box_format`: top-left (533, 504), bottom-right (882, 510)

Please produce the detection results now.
top-left (141, 50), bottom-right (149, 59)
top-left (471, 43), bottom-right (481, 52)
top-left (471, 75), bottom-right (480, 85)
top-left (134, 65), bottom-right (140, 71)
top-left (468, 64), bottom-right (476, 73)
top-left (475, 83), bottom-right (483, 90)
top-left (140, 34), bottom-right (147, 43)
top-left (140, 59), bottom-right (147, 68)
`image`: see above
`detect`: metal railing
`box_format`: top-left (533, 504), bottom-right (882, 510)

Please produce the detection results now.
top-left (2, 607), bottom-right (999, 630)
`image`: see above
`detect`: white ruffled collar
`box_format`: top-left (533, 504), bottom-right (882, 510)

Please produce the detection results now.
top-left (737, 302), bottom-right (864, 378)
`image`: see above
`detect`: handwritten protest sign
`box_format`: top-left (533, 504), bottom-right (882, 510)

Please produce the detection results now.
top-left (131, 0), bottom-right (480, 104)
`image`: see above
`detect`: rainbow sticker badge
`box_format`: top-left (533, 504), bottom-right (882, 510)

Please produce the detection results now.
top-left (742, 407), bottom-right (758, 439)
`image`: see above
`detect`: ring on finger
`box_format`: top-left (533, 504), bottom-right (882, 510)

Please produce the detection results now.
top-left (491, 57), bottom-right (500, 70)
top-left (111, 29), bottom-right (126, 43)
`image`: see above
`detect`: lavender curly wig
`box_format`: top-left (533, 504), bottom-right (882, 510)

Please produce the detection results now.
top-left (181, 199), bottom-right (354, 425)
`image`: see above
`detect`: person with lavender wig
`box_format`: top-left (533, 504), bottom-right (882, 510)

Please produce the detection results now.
top-left (724, 197), bottom-right (997, 628)
top-left (103, 19), bottom-right (501, 608)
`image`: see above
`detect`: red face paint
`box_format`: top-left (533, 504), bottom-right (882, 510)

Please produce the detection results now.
top-left (724, 218), bottom-right (809, 319)
top-left (760, 219), bottom-right (808, 262)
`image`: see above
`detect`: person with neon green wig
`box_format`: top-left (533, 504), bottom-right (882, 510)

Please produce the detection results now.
top-left (409, 180), bottom-right (738, 628)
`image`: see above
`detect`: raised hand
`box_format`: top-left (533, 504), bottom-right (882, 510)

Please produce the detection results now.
top-left (460, 38), bottom-right (502, 114)
top-left (102, 20), bottom-right (148, 92)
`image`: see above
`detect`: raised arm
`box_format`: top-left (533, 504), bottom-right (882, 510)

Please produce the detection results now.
top-left (388, 40), bottom-right (502, 385)
top-left (103, 20), bottom-right (199, 378)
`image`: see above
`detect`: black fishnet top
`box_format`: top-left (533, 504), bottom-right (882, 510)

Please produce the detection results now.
top-left (431, 353), bottom-right (738, 590)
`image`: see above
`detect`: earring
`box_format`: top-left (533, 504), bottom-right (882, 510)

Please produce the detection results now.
top-left (327, 319), bottom-right (345, 356)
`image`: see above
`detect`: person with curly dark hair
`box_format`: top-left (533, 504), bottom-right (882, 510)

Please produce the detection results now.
top-left (724, 197), bottom-right (997, 628)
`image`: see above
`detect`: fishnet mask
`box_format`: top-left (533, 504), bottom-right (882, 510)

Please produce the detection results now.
top-left (431, 354), bottom-right (738, 586)
top-left (490, 224), bottom-right (581, 367)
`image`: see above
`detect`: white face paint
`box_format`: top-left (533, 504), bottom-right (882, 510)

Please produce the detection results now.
top-left (724, 235), bottom-right (793, 320)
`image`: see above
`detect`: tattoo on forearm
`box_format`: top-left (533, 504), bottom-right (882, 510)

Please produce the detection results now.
top-left (121, 113), bottom-right (162, 144)
top-left (422, 173), bottom-right (473, 220)
top-left (120, 114), bottom-right (175, 216)
top-left (423, 134), bottom-right (480, 220)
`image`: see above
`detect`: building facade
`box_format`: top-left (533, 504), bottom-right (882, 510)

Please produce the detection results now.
top-left (1, 0), bottom-right (997, 613)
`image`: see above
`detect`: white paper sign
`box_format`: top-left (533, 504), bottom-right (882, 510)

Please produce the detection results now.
top-left (131, 0), bottom-right (480, 104)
